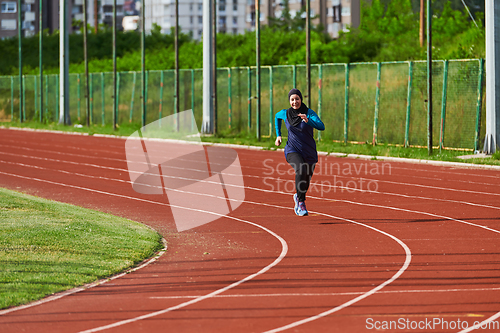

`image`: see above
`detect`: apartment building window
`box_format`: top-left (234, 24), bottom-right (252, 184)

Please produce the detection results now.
top-left (1, 1), bottom-right (16, 13)
top-left (1, 19), bottom-right (16, 30)
top-left (103, 5), bottom-right (112, 14)
top-left (232, 28), bottom-right (237, 34)
top-left (198, 4), bottom-right (202, 11)
top-left (198, 16), bottom-right (202, 24)
top-left (232, 17), bottom-right (237, 25)
top-left (332, 4), bottom-right (341, 22)
top-left (190, 16), bottom-right (193, 24)
top-left (219, 0), bottom-right (226, 12)
top-left (233, 0), bottom-right (237, 12)
top-left (190, 4), bottom-right (193, 11)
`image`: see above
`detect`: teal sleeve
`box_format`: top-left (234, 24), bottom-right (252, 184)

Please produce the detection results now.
top-left (275, 109), bottom-right (287, 136)
top-left (306, 109), bottom-right (325, 131)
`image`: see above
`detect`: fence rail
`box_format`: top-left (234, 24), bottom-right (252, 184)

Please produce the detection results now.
top-left (0, 59), bottom-right (485, 150)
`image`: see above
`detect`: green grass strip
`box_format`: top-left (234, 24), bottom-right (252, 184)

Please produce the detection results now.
top-left (0, 187), bottom-right (163, 310)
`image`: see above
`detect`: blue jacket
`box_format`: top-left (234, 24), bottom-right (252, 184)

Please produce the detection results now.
top-left (275, 108), bottom-right (325, 164)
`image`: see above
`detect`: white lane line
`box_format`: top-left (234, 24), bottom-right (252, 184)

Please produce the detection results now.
top-left (2, 145), bottom-right (500, 198)
top-left (317, 197), bottom-right (500, 236)
top-left (3, 132), bottom-right (500, 178)
top-left (148, 286), bottom-right (500, 299)
top-left (2, 157), bottom-right (500, 215)
top-left (261, 208), bottom-right (412, 333)
top-left (0, 170), bottom-right (411, 333)
top-left (0, 238), bottom-right (168, 316)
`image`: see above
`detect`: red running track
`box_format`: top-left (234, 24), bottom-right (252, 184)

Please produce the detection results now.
top-left (0, 128), bottom-right (500, 333)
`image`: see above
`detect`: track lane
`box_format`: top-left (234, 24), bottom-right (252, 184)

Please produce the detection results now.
top-left (1, 128), bottom-right (500, 332)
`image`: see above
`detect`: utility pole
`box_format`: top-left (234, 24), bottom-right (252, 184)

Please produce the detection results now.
top-left (175, 0), bottom-right (179, 124)
top-left (306, 0), bottom-right (311, 106)
top-left (112, 0), bottom-right (117, 130)
top-left (18, 0), bottom-right (22, 123)
top-left (39, 0), bottom-right (43, 123)
top-left (256, 0), bottom-right (261, 140)
top-left (94, 0), bottom-right (98, 33)
top-left (202, 0), bottom-right (214, 134)
top-left (484, 0), bottom-right (500, 154)
top-left (141, 0), bottom-right (146, 127)
top-left (59, 0), bottom-right (70, 125)
top-left (84, 0), bottom-right (90, 126)
top-left (212, 0), bottom-right (217, 134)
top-left (426, 0), bottom-right (432, 155)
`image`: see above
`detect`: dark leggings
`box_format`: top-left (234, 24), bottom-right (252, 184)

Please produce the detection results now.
top-left (286, 152), bottom-right (316, 202)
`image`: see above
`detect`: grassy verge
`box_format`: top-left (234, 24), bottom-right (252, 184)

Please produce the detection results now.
top-left (0, 187), bottom-right (163, 310)
top-left (2, 120), bottom-right (500, 166)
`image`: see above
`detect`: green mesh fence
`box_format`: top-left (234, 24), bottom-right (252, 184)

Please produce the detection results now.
top-left (0, 59), bottom-right (485, 150)
top-left (378, 62), bottom-right (409, 145)
top-left (348, 63), bottom-right (378, 143)
top-left (320, 64), bottom-right (346, 142)
top-left (445, 60), bottom-right (482, 149)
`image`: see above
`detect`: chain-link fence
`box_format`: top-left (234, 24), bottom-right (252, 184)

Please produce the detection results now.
top-left (0, 59), bottom-right (485, 150)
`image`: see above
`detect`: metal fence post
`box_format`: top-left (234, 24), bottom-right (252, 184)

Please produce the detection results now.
top-left (191, 69), bottom-right (195, 131)
top-left (77, 74), bottom-right (81, 121)
top-left (247, 66), bottom-right (251, 131)
top-left (45, 75), bottom-right (48, 119)
top-left (34, 77), bottom-right (38, 118)
top-left (145, 70), bottom-right (149, 123)
top-left (293, 64), bottom-right (297, 88)
top-left (10, 76), bottom-right (14, 121)
top-left (269, 66), bottom-right (273, 136)
top-left (116, 71), bottom-right (120, 127)
top-left (89, 73), bottom-right (93, 124)
top-left (373, 62), bottom-right (381, 145)
top-left (55, 75), bottom-right (59, 122)
top-left (439, 60), bottom-right (449, 151)
top-left (101, 72), bottom-right (105, 125)
top-left (344, 63), bottom-right (350, 144)
top-left (317, 64), bottom-right (322, 141)
top-left (475, 58), bottom-right (485, 152)
top-left (159, 70), bottom-right (164, 125)
top-left (22, 75), bottom-right (26, 121)
top-left (228, 68), bottom-right (232, 129)
top-left (405, 61), bottom-right (413, 147)
top-left (129, 72), bottom-right (136, 123)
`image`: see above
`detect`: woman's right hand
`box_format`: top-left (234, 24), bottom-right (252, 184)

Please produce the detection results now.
top-left (275, 136), bottom-right (282, 146)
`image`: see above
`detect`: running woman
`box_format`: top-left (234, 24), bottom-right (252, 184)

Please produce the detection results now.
top-left (275, 88), bottom-right (325, 216)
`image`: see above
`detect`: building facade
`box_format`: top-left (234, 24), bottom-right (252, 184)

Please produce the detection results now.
top-left (246, 0), bottom-right (360, 38)
top-left (1, 0), bottom-right (359, 40)
top-left (145, 0), bottom-right (247, 40)
top-left (0, 0), bottom-right (38, 39)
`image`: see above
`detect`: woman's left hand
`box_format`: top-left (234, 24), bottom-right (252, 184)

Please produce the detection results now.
top-left (298, 113), bottom-right (308, 123)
